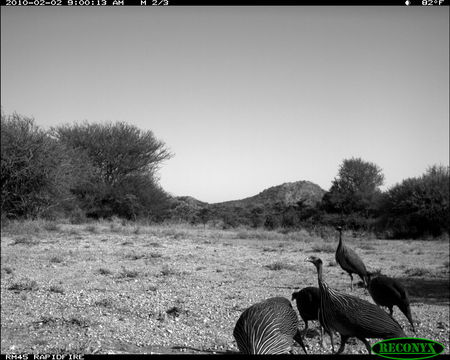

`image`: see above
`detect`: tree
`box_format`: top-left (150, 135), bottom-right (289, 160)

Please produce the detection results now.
top-left (1, 112), bottom-right (92, 218)
top-left (249, 206), bottom-right (265, 228)
top-left (379, 165), bottom-right (449, 238)
top-left (53, 121), bottom-right (172, 186)
top-left (322, 157), bottom-right (384, 217)
top-left (53, 121), bottom-right (173, 219)
top-left (195, 207), bottom-right (211, 227)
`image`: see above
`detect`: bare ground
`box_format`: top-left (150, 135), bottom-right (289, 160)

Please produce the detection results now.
top-left (1, 221), bottom-right (449, 354)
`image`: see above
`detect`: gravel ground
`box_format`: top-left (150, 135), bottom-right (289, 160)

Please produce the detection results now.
top-left (1, 223), bottom-right (449, 354)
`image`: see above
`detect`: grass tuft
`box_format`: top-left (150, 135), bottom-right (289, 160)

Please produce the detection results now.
top-left (265, 261), bottom-right (296, 271)
top-left (65, 316), bottom-right (90, 328)
top-left (49, 285), bottom-right (65, 294)
top-left (124, 252), bottom-right (145, 260)
top-left (3, 266), bottom-right (14, 275)
top-left (84, 225), bottom-right (98, 234)
top-left (404, 267), bottom-right (434, 277)
top-left (118, 268), bottom-right (139, 278)
top-left (12, 236), bottom-right (39, 246)
top-left (160, 265), bottom-right (177, 276)
top-left (147, 241), bottom-right (163, 247)
top-left (49, 255), bottom-right (64, 264)
top-left (359, 243), bottom-right (376, 251)
top-left (310, 243), bottom-right (335, 253)
top-left (98, 267), bottom-right (113, 275)
top-left (133, 226), bottom-right (141, 235)
top-left (95, 298), bottom-right (114, 307)
top-left (43, 222), bottom-right (61, 232)
top-left (8, 279), bottom-right (39, 291)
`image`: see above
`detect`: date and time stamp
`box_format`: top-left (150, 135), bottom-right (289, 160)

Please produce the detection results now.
top-left (3, 0), bottom-right (168, 5)
top-left (2, 0), bottom-right (447, 5)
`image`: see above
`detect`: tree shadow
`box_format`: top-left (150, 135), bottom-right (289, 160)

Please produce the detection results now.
top-left (397, 276), bottom-right (449, 305)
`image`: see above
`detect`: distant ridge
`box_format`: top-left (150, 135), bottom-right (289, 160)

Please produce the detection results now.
top-left (174, 180), bottom-right (326, 212)
top-left (213, 180), bottom-right (325, 208)
top-left (175, 196), bottom-right (208, 207)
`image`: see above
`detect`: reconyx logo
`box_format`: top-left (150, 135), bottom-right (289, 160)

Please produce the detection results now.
top-left (372, 338), bottom-right (445, 360)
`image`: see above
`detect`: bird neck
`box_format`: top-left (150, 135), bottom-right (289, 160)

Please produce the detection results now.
top-left (316, 263), bottom-right (324, 286)
top-left (337, 231), bottom-right (343, 249)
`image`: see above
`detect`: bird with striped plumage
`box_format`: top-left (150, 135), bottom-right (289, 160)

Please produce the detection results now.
top-left (335, 226), bottom-right (368, 290)
top-left (233, 296), bottom-right (307, 354)
top-left (305, 255), bottom-right (405, 354)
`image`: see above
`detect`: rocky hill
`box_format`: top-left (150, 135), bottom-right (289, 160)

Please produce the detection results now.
top-left (175, 196), bottom-right (208, 208)
top-left (213, 180), bottom-right (325, 208)
top-left (170, 180), bottom-right (326, 226)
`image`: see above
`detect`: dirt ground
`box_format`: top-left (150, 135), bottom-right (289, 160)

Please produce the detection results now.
top-left (1, 221), bottom-right (449, 355)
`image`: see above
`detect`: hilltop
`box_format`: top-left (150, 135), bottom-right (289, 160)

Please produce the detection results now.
top-left (213, 180), bottom-right (325, 208)
top-left (170, 180), bottom-right (326, 227)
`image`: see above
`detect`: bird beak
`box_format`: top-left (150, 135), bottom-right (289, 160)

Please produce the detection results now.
top-left (304, 257), bottom-right (311, 262)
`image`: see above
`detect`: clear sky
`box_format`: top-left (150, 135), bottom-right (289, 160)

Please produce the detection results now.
top-left (1, 6), bottom-right (449, 203)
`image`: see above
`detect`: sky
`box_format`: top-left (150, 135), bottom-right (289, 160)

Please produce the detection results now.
top-left (1, 6), bottom-right (449, 204)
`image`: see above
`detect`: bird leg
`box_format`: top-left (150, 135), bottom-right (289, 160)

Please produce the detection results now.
top-left (303, 321), bottom-right (309, 333)
top-left (329, 330), bottom-right (335, 353)
top-left (361, 274), bottom-right (368, 288)
top-left (319, 326), bottom-right (324, 348)
top-left (349, 274), bottom-right (354, 291)
top-left (294, 328), bottom-right (307, 354)
top-left (389, 307), bottom-right (393, 317)
top-left (336, 335), bottom-right (349, 354)
top-left (358, 338), bottom-right (372, 354)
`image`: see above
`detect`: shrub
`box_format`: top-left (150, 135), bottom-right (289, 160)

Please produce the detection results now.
top-left (379, 165), bottom-right (449, 238)
top-left (1, 112), bottom-right (92, 219)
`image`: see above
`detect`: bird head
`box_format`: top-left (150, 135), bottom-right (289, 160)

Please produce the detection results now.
top-left (366, 270), bottom-right (382, 281)
top-left (336, 226), bottom-right (343, 233)
top-left (305, 256), bottom-right (322, 267)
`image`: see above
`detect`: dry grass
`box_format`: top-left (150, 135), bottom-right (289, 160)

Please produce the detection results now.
top-left (48, 285), bottom-right (65, 294)
top-left (97, 267), bottom-right (113, 275)
top-left (265, 261), bottom-right (296, 271)
top-left (1, 220), bottom-right (449, 354)
top-left (8, 278), bottom-right (39, 292)
top-left (310, 243), bottom-right (335, 253)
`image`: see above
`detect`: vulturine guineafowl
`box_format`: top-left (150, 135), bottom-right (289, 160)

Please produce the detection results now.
top-left (292, 287), bottom-right (330, 349)
top-left (233, 297), bottom-right (307, 354)
top-left (335, 226), bottom-right (368, 290)
top-left (305, 255), bottom-right (405, 354)
top-left (291, 287), bottom-right (320, 332)
top-left (367, 272), bottom-right (416, 332)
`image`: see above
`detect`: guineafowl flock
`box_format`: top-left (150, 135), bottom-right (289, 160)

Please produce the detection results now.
top-left (233, 226), bottom-right (416, 354)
